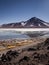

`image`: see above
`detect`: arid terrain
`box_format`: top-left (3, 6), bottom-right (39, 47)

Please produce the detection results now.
top-left (0, 38), bottom-right (46, 54)
top-left (0, 38), bottom-right (49, 65)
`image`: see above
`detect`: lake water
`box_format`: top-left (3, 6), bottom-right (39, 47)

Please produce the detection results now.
top-left (0, 31), bottom-right (49, 40)
top-left (0, 31), bottom-right (30, 40)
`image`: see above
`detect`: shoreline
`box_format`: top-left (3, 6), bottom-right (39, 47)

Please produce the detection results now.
top-left (0, 37), bottom-right (46, 54)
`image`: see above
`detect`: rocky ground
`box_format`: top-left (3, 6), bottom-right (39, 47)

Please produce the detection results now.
top-left (0, 38), bottom-right (49, 65)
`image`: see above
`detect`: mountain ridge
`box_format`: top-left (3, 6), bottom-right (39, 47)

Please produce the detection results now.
top-left (0, 17), bottom-right (49, 28)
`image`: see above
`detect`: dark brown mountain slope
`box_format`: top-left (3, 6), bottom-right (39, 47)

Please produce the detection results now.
top-left (0, 38), bottom-right (49, 65)
top-left (0, 17), bottom-right (49, 28)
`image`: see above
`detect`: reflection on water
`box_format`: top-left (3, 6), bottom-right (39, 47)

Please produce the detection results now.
top-left (0, 31), bottom-right (49, 40)
top-left (0, 31), bottom-right (30, 40)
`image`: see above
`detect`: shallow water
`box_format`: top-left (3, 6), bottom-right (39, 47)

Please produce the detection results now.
top-left (0, 31), bottom-right (49, 40)
top-left (0, 31), bottom-right (30, 40)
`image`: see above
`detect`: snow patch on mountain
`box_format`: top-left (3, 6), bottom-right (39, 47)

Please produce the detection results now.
top-left (38, 24), bottom-right (41, 27)
top-left (42, 22), bottom-right (49, 27)
top-left (11, 24), bottom-right (14, 27)
top-left (30, 24), bottom-right (34, 27)
top-left (21, 22), bottom-right (26, 26)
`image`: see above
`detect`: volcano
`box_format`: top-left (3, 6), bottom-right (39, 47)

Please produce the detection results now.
top-left (0, 17), bottom-right (49, 28)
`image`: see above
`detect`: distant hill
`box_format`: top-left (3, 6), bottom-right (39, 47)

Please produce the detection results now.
top-left (0, 17), bottom-right (49, 28)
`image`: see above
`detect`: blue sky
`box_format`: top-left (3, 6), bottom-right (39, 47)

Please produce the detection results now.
top-left (0, 0), bottom-right (49, 24)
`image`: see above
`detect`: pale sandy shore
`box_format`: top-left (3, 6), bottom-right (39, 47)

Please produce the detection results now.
top-left (0, 28), bottom-right (49, 31)
top-left (0, 38), bottom-right (46, 55)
